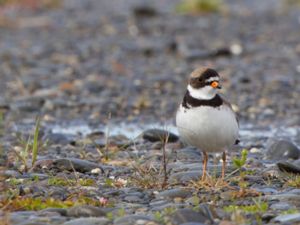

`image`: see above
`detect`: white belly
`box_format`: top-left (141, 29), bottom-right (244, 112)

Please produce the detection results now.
top-left (176, 105), bottom-right (239, 153)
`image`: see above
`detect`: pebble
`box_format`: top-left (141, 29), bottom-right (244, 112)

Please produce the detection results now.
top-left (273, 213), bottom-right (300, 223)
top-left (114, 215), bottom-right (154, 225)
top-left (157, 188), bottom-right (191, 199)
top-left (142, 129), bottom-right (179, 143)
top-left (270, 202), bottom-right (292, 210)
top-left (62, 217), bottom-right (110, 225)
top-left (170, 209), bottom-right (209, 225)
top-left (44, 132), bottom-right (72, 145)
top-left (266, 139), bottom-right (300, 160)
top-left (170, 171), bottom-right (201, 183)
top-left (277, 161), bottom-right (300, 174)
top-left (34, 158), bottom-right (104, 173)
top-left (66, 206), bottom-right (107, 217)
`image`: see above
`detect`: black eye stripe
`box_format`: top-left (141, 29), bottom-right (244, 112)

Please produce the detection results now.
top-left (205, 80), bottom-right (218, 85)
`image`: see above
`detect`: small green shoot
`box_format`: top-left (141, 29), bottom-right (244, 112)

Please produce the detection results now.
top-left (48, 177), bottom-right (95, 186)
top-left (153, 211), bottom-right (164, 223)
top-left (31, 117), bottom-right (40, 167)
top-left (233, 149), bottom-right (248, 170)
top-left (280, 209), bottom-right (299, 215)
top-left (224, 198), bottom-right (268, 214)
top-left (285, 175), bottom-right (300, 188)
top-left (176, 0), bottom-right (223, 14)
top-left (13, 117), bottom-right (43, 172)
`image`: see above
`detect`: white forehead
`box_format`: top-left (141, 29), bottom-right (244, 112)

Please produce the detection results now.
top-left (206, 76), bottom-right (219, 82)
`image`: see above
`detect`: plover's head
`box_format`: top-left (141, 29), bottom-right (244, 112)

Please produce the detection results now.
top-left (187, 67), bottom-right (222, 100)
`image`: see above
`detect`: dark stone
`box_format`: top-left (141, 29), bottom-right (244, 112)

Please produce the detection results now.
top-left (43, 132), bottom-right (72, 145)
top-left (67, 205), bottom-right (106, 217)
top-left (40, 207), bottom-right (68, 216)
top-left (158, 188), bottom-right (191, 199)
top-left (132, 5), bottom-right (157, 18)
top-left (62, 218), bottom-right (110, 225)
top-left (170, 209), bottom-right (209, 225)
top-left (266, 140), bottom-right (300, 160)
top-left (142, 129), bottom-right (178, 143)
top-left (277, 161), bottom-right (300, 174)
top-left (34, 158), bottom-right (104, 173)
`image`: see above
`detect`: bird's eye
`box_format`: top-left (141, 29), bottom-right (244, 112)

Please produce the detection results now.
top-left (198, 78), bottom-right (203, 82)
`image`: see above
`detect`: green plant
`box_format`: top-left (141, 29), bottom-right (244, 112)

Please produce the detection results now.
top-left (153, 207), bottom-right (176, 224)
top-left (280, 209), bottom-right (299, 215)
top-left (153, 211), bottom-right (164, 223)
top-left (13, 117), bottom-right (43, 172)
top-left (285, 175), bottom-right (300, 188)
top-left (0, 111), bottom-right (4, 136)
top-left (233, 149), bottom-right (248, 170)
top-left (48, 177), bottom-right (95, 186)
top-left (224, 198), bottom-right (268, 214)
top-left (176, 0), bottom-right (223, 14)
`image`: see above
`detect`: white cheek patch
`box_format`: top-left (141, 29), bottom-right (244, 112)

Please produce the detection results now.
top-left (187, 84), bottom-right (217, 100)
top-left (206, 77), bottom-right (219, 82)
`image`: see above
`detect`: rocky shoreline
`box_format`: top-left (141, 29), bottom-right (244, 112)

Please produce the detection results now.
top-left (1, 0), bottom-right (300, 224)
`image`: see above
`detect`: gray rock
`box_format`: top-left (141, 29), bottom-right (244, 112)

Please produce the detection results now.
top-left (9, 211), bottom-right (35, 224)
top-left (157, 188), bottom-right (191, 199)
top-left (124, 195), bottom-right (144, 203)
top-left (264, 193), bottom-right (300, 202)
top-left (149, 200), bottom-right (170, 208)
top-left (15, 222), bottom-right (47, 225)
top-left (273, 213), bottom-right (300, 223)
top-left (142, 129), bottom-right (178, 143)
top-left (277, 161), bottom-right (300, 174)
top-left (40, 207), bottom-right (68, 216)
top-left (266, 140), bottom-right (300, 160)
top-left (180, 223), bottom-right (207, 225)
top-left (170, 171), bottom-right (201, 182)
top-left (270, 202), bottom-right (292, 210)
top-left (34, 158), bottom-right (104, 173)
top-left (44, 132), bottom-right (72, 145)
top-left (176, 148), bottom-right (202, 161)
top-left (62, 217), bottom-right (110, 225)
top-left (114, 215), bottom-right (153, 225)
top-left (67, 205), bottom-right (106, 217)
top-left (151, 203), bottom-right (186, 212)
top-left (170, 209), bottom-right (209, 225)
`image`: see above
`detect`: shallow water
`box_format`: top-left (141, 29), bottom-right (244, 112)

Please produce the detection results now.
top-left (50, 121), bottom-right (300, 145)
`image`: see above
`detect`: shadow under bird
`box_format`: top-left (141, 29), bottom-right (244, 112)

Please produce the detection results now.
top-left (176, 67), bottom-right (239, 181)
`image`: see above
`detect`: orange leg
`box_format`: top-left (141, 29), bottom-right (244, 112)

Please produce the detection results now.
top-left (222, 151), bottom-right (226, 180)
top-left (201, 152), bottom-right (208, 181)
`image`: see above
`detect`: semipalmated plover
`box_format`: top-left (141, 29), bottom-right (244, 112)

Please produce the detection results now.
top-left (176, 67), bottom-right (239, 181)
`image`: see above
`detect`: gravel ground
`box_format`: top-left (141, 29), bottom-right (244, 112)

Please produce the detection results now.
top-left (0, 0), bottom-right (300, 224)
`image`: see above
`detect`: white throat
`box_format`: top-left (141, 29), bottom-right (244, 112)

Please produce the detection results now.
top-left (187, 84), bottom-right (217, 100)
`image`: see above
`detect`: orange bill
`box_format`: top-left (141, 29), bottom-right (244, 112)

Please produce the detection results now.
top-left (211, 81), bottom-right (219, 88)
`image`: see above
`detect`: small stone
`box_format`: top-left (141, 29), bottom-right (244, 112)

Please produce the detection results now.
top-left (273, 213), bottom-right (300, 223)
top-left (157, 188), bottom-right (191, 199)
top-left (132, 5), bottom-right (157, 18)
top-left (142, 129), bottom-right (179, 143)
top-left (62, 217), bottom-right (110, 225)
top-left (67, 205), bottom-right (106, 217)
top-left (40, 207), bottom-right (68, 216)
top-left (91, 168), bottom-right (102, 174)
top-left (270, 202), bottom-right (292, 210)
top-left (170, 171), bottom-right (201, 183)
top-left (277, 161), bottom-right (300, 174)
top-left (114, 215), bottom-right (153, 225)
top-left (170, 209), bottom-right (209, 225)
top-left (266, 139), bottom-right (300, 160)
top-left (124, 195), bottom-right (144, 203)
top-left (34, 158), bottom-right (104, 173)
top-left (43, 132), bottom-right (72, 145)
